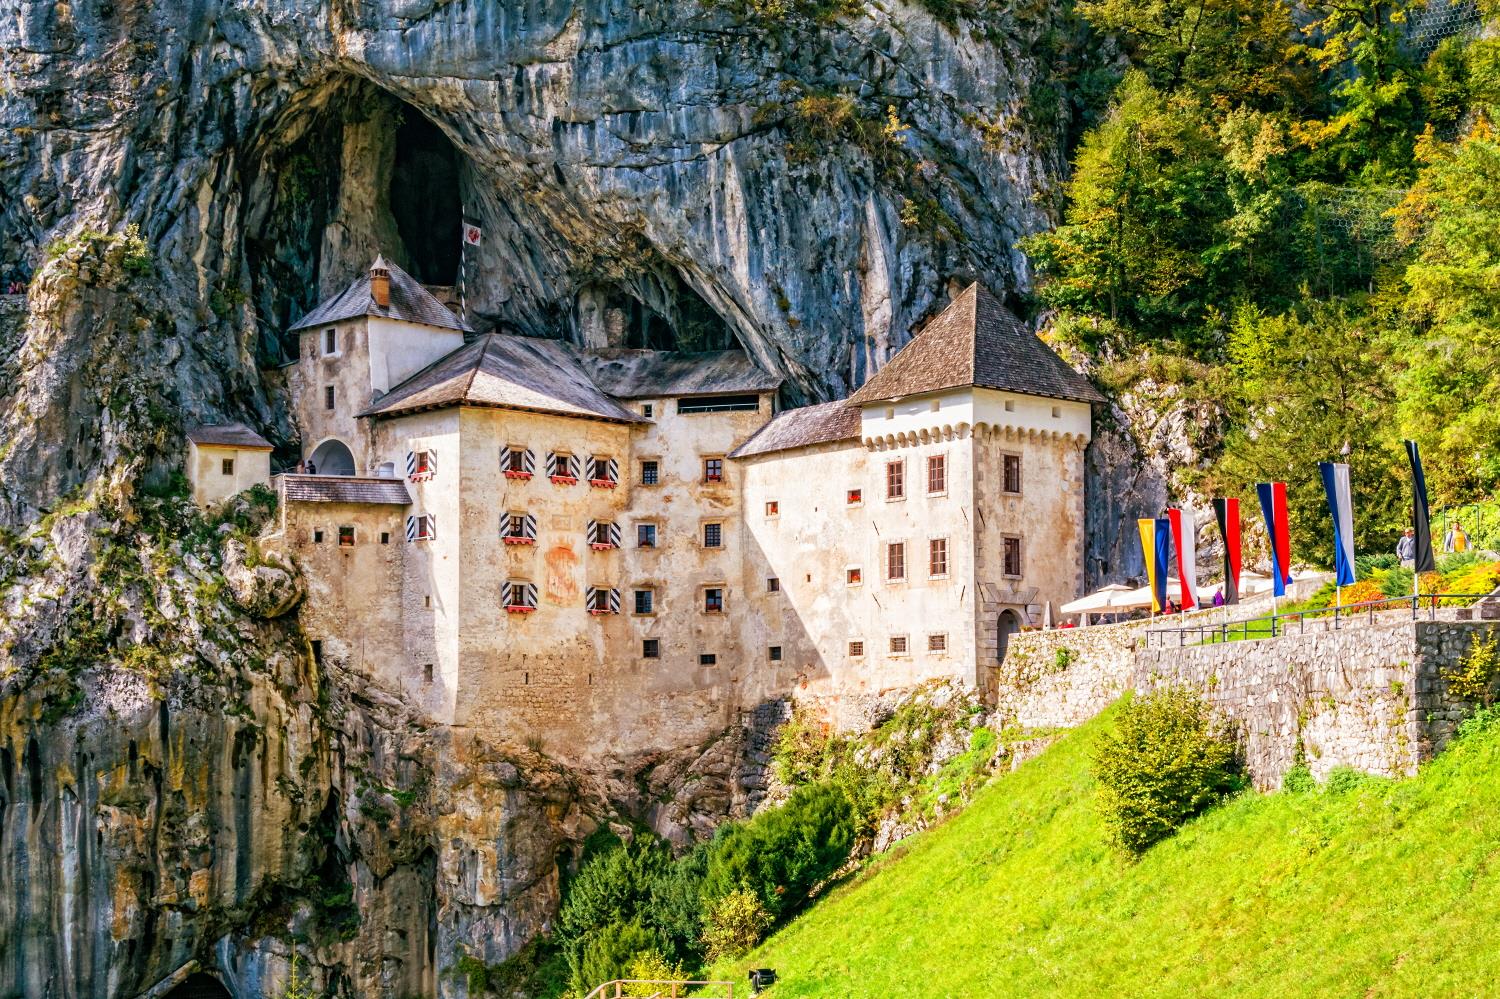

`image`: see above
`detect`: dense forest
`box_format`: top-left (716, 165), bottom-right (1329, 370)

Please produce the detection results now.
top-left (1023, 0), bottom-right (1500, 565)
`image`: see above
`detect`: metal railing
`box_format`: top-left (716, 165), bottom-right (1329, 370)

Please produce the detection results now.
top-left (1141, 592), bottom-right (1494, 648)
top-left (582, 981), bottom-right (736, 999)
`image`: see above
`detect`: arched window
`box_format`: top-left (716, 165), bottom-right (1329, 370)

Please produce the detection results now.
top-left (309, 438), bottom-right (356, 476)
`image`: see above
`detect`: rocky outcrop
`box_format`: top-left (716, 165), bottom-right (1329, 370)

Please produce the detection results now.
top-left (222, 537), bottom-right (304, 618)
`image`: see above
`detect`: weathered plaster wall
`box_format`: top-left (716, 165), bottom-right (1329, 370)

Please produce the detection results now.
top-left (1134, 619), bottom-right (1495, 788)
top-left (187, 441), bottom-right (271, 507)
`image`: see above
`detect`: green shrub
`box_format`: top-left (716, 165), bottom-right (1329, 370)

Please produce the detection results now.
top-left (1091, 687), bottom-right (1244, 855)
top-left (1281, 764), bottom-right (1316, 793)
top-left (700, 886), bottom-right (774, 960)
top-left (622, 950), bottom-right (688, 996)
top-left (646, 843), bottom-right (710, 965)
top-left (702, 782), bottom-right (856, 918)
top-left (1442, 631), bottom-right (1500, 707)
top-left (573, 920), bottom-right (662, 995)
top-left (558, 840), bottom-right (672, 987)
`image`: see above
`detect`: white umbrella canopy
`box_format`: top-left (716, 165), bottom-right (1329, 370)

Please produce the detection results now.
top-left (1060, 583), bottom-right (1139, 615)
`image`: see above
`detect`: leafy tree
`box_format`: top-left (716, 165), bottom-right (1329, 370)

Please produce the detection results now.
top-left (573, 921), bottom-right (663, 995)
top-left (701, 886), bottom-right (775, 960)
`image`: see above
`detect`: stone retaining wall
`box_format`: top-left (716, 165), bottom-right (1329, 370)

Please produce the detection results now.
top-left (1134, 620), bottom-right (1498, 788)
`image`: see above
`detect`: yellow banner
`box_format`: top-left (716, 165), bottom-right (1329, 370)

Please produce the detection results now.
top-left (1138, 518), bottom-right (1161, 613)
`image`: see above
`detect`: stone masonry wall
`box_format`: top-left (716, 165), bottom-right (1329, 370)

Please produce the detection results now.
top-left (1134, 619), bottom-right (1498, 788)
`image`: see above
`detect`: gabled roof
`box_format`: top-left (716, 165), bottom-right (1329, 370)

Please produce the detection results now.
top-left (187, 423), bottom-right (274, 450)
top-left (288, 257), bottom-right (473, 334)
top-left (579, 348), bottom-right (782, 399)
top-left (360, 334), bottom-right (644, 423)
top-left (280, 474), bottom-right (412, 505)
top-left (729, 400), bottom-right (861, 459)
top-left (847, 284), bottom-right (1104, 407)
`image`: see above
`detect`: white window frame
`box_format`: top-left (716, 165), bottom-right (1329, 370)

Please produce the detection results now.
top-left (928, 536), bottom-right (949, 579)
top-left (885, 458), bottom-right (905, 501)
top-left (886, 541), bottom-right (906, 582)
top-left (926, 452), bottom-right (948, 497)
top-left (927, 632), bottom-right (949, 654)
top-left (889, 634), bottom-right (910, 657)
top-left (845, 565), bottom-right (863, 587)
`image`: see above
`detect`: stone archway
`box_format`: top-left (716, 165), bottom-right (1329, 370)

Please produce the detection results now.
top-left (996, 609), bottom-right (1022, 664)
top-left (162, 973), bottom-right (233, 999)
top-left (310, 438), bottom-right (356, 476)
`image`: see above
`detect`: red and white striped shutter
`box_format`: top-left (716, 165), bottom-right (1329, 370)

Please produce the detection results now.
top-left (405, 452), bottom-right (416, 480)
top-left (523, 449), bottom-right (535, 475)
top-left (523, 582), bottom-right (538, 607)
top-left (523, 513), bottom-right (537, 540)
top-left (405, 515), bottom-right (416, 542)
top-left (608, 588), bottom-right (621, 614)
top-left (608, 522), bottom-right (621, 548)
top-left (568, 454), bottom-right (581, 479)
top-left (607, 457), bottom-right (619, 483)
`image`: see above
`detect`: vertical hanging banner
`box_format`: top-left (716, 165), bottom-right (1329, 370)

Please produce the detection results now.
top-left (1318, 461), bottom-right (1357, 587)
top-left (1405, 440), bottom-right (1436, 574)
top-left (1137, 517), bottom-right (1172, 613)
top-left (1255, 482), bottom-right (1293, 597)
top-left (1212, 497), bottom-right (1242, 604)
top-left (1166, 507), bottom-right (1198, 611)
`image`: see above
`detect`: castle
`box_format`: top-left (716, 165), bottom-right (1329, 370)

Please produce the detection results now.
top-left (188, 259), bottom-right (1101, 758)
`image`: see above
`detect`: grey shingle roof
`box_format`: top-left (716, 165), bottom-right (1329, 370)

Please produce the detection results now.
top-left (288, 257), bottom-right (473, 334)
top-left (187, 423), bottom-right (274, 450)
top-left (360, 334), bottom-right (644, 423)
top-left (578, 348), bottom-right (782, 399)
top-left (279, 475), bottom-right (412, 505)
top-left (848, 284), bottom-right (1104, 407)
top-left (729, 400), bottom-right (861, 459)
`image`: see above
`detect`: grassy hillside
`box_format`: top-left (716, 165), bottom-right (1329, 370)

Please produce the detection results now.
top-left (712, 705), bottom-right (1500, 998)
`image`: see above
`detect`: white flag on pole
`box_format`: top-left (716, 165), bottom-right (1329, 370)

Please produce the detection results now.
top-left (462, 221), bottom-right (482, 247)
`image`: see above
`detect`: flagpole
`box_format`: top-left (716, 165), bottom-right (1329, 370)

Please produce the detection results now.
top-left (459, 205), bottom-right (467, 325)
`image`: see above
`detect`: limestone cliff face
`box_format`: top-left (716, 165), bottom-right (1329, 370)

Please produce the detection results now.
top-left (0, 2), bottom-right (1092, 995)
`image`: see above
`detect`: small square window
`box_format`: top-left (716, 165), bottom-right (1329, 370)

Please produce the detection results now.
top-left (634, 589), bottom-right (654, 615)
top-left (846, 566), bottom-right (863, 586)
top-left (642, 403), bottom-right (654, 418)
top-left (412, 514), bottom-right (436, 541)
top-left (1004, 399), bottom-right (1016, 412)
top-left (589, 588), bottom-right (613, 613)
top-left (1003, 454), bottom-right (1022, 494)
top-left (699, 653), bottom-right (718, 666)
top-left (886, 460), bottom-right (904, 500)
top-left (928, 633), bottom-right (948, 652)
top-left (641, 460), bottom-right (660, 485)
top-left (422, 662), bottom-right (433, 684)
top-left (703, 522), bottom-right (723, 549)
top-left (504, 447), bottom-right (532, 475)
top-left (765, 500), bottom-right (779, 517)
top-left (848, 641), bottom-right (865, 657)
top-left (927, 454), bottom-right (947, 495)
top-left (338, 526), bottom-right (355, 548)
top-left (703, 457), bottom-right (724, 483)
top-left (704, 587), bottom-right (724, 613)
top-left (637, 523), bottom-right (658, 548)
top-left (324, 385), bottom-right (335, 411)
top-left (847, 488), bottom-right (863, 505)
top-left (887, 542), bottom-right (906, 581)
top-left (324, 328), bottom-right (337, 354)
top-left (413, 450), bottom-right (434, 477)
top-left (767, 577), bottom-right (780, 592)
top-left (643, 639), bottom-right (661, 659)
top-left (312, 529), bottom-right (324, 544)
top-left (1052, 405), bottom-right (1061, 418)
top-left (221, 458), bottom-right (235, 476)
top-left (890, 635), bottom-right (909, 655)
top-left (380, 532), bottom-right (390, 545)
top-left (769, 646), bottom-right (783, 662)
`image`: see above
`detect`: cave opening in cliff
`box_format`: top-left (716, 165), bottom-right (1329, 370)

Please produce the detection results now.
top-left (161, 973), bottom-right (232, 999)
top-left (389, 107), bottom-right (462, 286)
top-left (574, 277), bottom-right (734, 353)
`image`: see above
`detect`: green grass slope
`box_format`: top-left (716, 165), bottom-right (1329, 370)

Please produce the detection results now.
top-left (713, 706), bottom-right (1500, 998)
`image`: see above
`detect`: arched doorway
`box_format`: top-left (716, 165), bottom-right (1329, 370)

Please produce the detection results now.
top-left (996, 609), bottom-right (1022, 664)
top-left (309, 438), bottom-right (356, 476)
top-left (163, 973), bottom-right (233, 999)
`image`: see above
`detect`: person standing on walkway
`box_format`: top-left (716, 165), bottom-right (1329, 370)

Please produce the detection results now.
top-left (1397, 527), bottom-right (1416, 567)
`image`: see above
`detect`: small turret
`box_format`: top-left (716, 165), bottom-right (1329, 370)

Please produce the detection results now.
top-left (370, 255), bottom-right (391, 308)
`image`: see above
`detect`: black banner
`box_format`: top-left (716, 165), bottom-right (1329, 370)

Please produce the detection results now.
top-left (1405, 440), bottom-right (1436, 574)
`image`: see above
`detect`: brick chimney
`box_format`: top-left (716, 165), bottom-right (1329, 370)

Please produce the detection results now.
top-left (370, 255), bottom-right (391, 308)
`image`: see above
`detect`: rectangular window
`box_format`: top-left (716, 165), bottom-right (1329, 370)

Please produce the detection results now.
top-left (412, 450), bottom-right (434, 478)
top-left (889, 635), bottom-right (909, 655)
top-left (338, 526), bottom-right (355, 548)
top-left (887, 542), bottom-right (906, 581)
top-left (847, 488), bottom-right (862, 506)
top-left (678, 394), bottom-right (759, 414)
top-left (589, 588), bottom-right (612, 613)
top-left (641, 460), bottom-right (660, 485)
top-left (502, 580), bottom-right (538, 611)
top-left (886, 459), bottom-right (904, 500)
top-left (588, 520), bottom-right (619, 549)
top-left (703, 457), bottom-right (724, 483)
top-left (765, 500), bottom-right (779, 517)
top-left (423, 663), bottom-right (434, 684)
top-left (848, 641), bottom-right (865, 657)
top-left (1003, 454), bottom-right (1022, 494)
top-left (704, 587), bottom-right (724, 613)
top-left (504, 446), bottom-right (533, 478)
top-left (324, 385), bottom-right (335, 411)
top-left (767, 577), bottom-right (780, 592)
top-left (703, 522), bottom-right (723, 549)
top-left (380, 532), bottom-right (390, 545)
top-left (634, 589), bottom-right (654, 615)
top-left (1003, 535), bottom-right (1023, 577)
top-left (221, 458), bottom-right (235, 476)
top-left (643, 639), bottom-right (661, 659)
top-left (769, 646), bottom-right (783, 662)
top-left (504, 512), bottom-right (536, 543)
top-left (587, 455), bottom-right (618, 486)
top-left (637, 523), bottom-right (657, 548)
top-left (313, 529), bottom-right (324, 544)
top-left (324, 328), bottom-right (337, 354)
top-left (846, 566), bottom-right (862, 586)
top-left (411, 514), bottom-right (436, 542)
top-left (927, 454), bottom-right (947, 494)
top-left (928, 633), bottom-right (948, 653)
top-left (642, 403), bottom-right (654, 418)
top-left (699, 652), bottom-right (719, 665)
top-left (548, 451), bottom-right (578, 483)
top-left (929, 537), bottom-right (949, 578)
